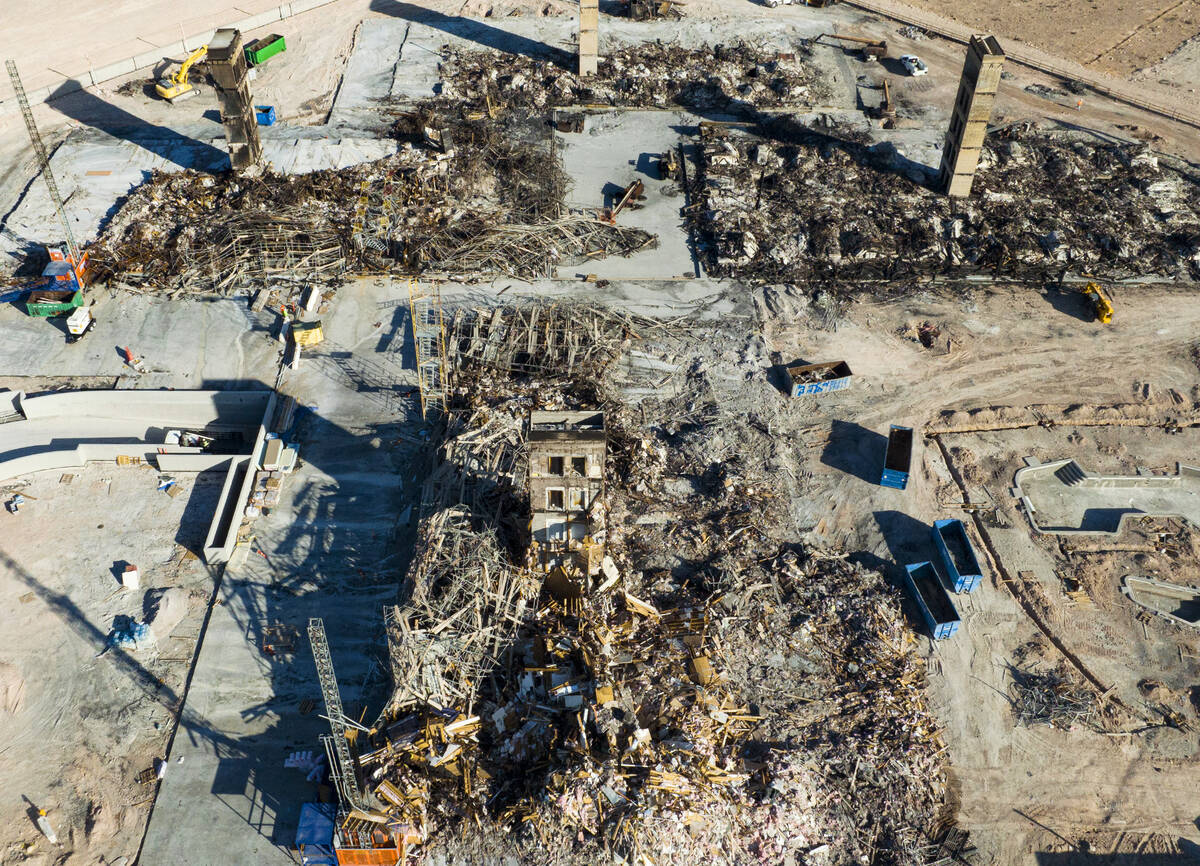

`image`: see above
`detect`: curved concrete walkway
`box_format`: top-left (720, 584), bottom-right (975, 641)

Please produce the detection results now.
top-left (0, 389), bottom-right (271, 484)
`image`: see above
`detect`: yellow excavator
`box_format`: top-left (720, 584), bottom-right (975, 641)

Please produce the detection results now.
top-left (156, 45), bottom-right (207, 102)
top-left (1082, 281), bottom-right (1114, 323)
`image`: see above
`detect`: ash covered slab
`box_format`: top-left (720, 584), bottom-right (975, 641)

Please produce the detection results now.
top-left (557, 111), bottom-right (695, 278)
top-left (370, 15), bottom-right (840, 110)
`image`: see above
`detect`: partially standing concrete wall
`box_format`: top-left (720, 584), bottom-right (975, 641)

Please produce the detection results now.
top-left (202, 391), bottom-right (276, 564)
top-left (17, 389), bottom-right (272, 431)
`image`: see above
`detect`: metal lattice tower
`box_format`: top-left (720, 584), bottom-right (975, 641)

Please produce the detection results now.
top-left (308, 618), bottom-right (365, 810)
top-left (6, 59), bottom-right (80, 265)
top-left (408, 278), bottom-right (447, 419)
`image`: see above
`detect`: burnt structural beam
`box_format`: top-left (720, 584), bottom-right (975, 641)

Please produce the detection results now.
top-left (207, 28), bottom-right (262, 170)
top-left (579, 0), bottom-right (599, 77)
top-left (939, 35), bottom-right (1005, 197)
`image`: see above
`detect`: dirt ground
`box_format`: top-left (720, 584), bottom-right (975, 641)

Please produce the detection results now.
top-left (2, 1), bottom-right (1200, 863)
top-left (755, 281), bottom-right (1200, 862)
top-left (900, 0), bottom-right (1200, 76)
top-left (0, 463), bottom-right (221, 865)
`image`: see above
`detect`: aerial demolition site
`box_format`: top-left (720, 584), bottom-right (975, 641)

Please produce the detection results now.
top-left (1, 1), bottom-right (1200, 864)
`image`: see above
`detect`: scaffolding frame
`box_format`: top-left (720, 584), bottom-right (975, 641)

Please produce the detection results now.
top-left (409, 278), bottom-right (447, 418)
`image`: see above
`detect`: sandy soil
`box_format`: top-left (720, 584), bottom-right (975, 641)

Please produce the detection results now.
top-left (0, 463), bottom-right (220, 865)
top-left (882, 0), bottom-right (1200, 77)
top-left (745, 280), bottom-right (1200, 860)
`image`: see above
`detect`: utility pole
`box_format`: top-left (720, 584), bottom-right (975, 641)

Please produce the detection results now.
top-left (6, 59), bottom-right (80, 266)
top-left (308, 617), bottom-right (366, 810)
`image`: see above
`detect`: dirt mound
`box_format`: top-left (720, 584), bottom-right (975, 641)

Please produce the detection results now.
top-left (148, 587), bottom-right (190, 639)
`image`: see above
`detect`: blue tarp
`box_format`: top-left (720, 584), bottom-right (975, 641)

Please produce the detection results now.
top-left (108, 621), bottom-right (153, 651)
top-left (296, 803), bottom-right (337, 865)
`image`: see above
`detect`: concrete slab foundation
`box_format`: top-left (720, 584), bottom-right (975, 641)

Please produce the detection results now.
top-left (1015, 459), bottom-right (1200, 534)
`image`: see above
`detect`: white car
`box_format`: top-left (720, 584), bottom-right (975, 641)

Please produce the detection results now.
top-left (900, 54), bottom-right (928, 76)
top-left (763, 0), bottom-right (797, 6)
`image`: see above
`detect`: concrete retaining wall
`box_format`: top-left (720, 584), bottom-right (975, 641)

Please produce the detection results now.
top-left (157, 454), bottom-right (238, 473)
top-left (19, 389), bottom-right (272, 432)
top-left (0, 443), bottom-right (160, 481)
top-left (202, 391), bottom-right (276, 564)
top-left (204, 457), bottom-right (253, 564)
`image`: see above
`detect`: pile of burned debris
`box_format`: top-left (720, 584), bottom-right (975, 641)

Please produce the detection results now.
top-left (345, 304), bottom-right (951, 865)
top-left (689, 121), bottom-right (1200, 284)
top-left (89, 116), bottom-right (654, 293)
top-left (429, 40), bottom-right (832, 113)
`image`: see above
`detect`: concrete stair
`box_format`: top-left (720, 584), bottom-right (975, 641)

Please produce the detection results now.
top-left (1054, 461), bottom-right (1088, 486)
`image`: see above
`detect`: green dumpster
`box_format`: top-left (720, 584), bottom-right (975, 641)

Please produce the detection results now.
top-left (26, 289), bottom-right (83, 317)
top-left (245, 34), bottom-right (286, 66)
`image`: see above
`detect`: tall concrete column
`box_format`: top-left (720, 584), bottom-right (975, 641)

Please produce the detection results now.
top-left (207, 28), bottom-right (262, 170)
top-left (579, 0), bottom-right (599, 77)
top-left (938, 35), bottom-right (1005, 197)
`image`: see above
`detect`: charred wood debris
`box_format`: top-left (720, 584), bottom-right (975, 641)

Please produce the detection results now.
top-left (352, 302), bottom-right (959, 866)
top-left (426, 40), bottom-right (833, 113)
top-left (689, 120), bottom-right (1200, 287)
top-left (87, 112), bottom-right (653, 293)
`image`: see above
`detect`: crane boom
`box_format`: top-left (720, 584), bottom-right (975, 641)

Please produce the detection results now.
top-left (6, 59), bottom-right (80, 266)
top-left (308, 617), bottom-right (366, 810)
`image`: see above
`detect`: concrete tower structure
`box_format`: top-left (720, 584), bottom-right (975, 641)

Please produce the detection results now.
top-left (579, 0), bottom-right (599, 77)
top-left (939, 35), bottom-right (1005, 197)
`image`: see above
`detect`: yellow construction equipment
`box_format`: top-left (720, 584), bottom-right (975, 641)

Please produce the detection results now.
top-left (291, 321), bottom-right (325, 347)
top-left (1082, 282), bottom-right (1114, 323)
top-left (156, 46), bottom-right (207, 102)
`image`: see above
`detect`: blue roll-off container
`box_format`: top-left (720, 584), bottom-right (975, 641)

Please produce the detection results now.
top-left (931, 518), bottom-right (983, 592)
top-left (880, 424), bottom-right (913, 489)
top-left (255, 105), bottom-right (277, 126)
top-left (903, 561), bottom-right (961, 639)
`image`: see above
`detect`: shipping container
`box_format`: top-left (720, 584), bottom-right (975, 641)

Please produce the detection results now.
top-left (931, 518), bottom-right (983, 592)
top-left (785, 359), bottom-right (852, 397)
top-left (903, 561), bottom-right (960, 639)
top-left (880, 424), bottom-right (913, 489)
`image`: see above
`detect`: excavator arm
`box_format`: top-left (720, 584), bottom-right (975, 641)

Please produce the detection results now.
top-left (156, 45), bottom-right (207, 101)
